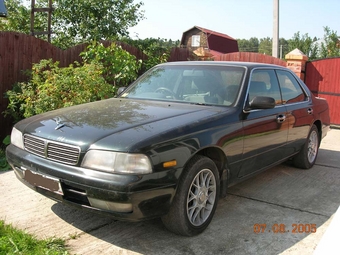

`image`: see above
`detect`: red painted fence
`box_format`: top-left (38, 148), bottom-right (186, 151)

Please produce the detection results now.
top-left (305, 58), bottom-right (340, 126)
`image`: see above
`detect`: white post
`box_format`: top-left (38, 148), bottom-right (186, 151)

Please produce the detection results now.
top-left (272, 0), bottom-right (279, 58)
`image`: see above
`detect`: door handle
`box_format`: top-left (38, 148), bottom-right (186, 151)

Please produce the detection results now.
top-left (277, 114), bottom-right (286, 123)
top-left (307, 108), bottom-right (313, 115)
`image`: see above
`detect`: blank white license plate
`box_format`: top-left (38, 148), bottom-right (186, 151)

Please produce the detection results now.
top-left (24, 170), bottom-right (64, 195)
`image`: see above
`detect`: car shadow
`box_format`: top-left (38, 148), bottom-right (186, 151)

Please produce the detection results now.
top-left (50, 148), bottom-right (340, 255)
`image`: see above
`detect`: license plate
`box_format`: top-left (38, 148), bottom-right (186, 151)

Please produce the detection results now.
top-left (24, 170), bottom-right (64, 195)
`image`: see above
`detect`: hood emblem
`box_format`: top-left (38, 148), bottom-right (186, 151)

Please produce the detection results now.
top-left (54, 117), bottom-right (66, 130)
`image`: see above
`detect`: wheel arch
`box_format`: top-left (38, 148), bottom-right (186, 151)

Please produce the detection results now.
top-left (194, 146), bottom-right (229, 198)
top-left (313, 120), bottom-right (322, 146)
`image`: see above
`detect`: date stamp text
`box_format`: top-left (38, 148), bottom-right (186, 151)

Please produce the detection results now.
top-left (253, 223), bottom-right (317, 234)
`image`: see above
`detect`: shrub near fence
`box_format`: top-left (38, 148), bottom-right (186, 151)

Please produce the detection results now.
top-left (0, 32), bottom-right (147, 141)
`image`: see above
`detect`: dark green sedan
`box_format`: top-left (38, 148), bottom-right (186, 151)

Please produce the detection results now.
top-left (6, 61), bottom-right (330, 236)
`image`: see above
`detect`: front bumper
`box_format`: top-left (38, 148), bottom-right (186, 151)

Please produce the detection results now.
top-left (6, 144), bottom-right (178, 221)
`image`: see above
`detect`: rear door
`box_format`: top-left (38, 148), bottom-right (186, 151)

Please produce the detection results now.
top-left (275, 70), bottom-right (314, 154)
top-left (238, 69), bottom-right (289, 178)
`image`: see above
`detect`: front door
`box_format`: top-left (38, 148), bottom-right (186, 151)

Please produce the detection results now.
top-left (238, 69), bottom-right (289, 177)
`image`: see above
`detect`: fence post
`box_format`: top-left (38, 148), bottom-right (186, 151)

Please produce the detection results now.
top-left (285, 48), bottom-right (308, 81)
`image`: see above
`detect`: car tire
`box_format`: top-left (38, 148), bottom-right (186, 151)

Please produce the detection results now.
top-left (293, 124), bottom-right (319, 169)
top-left (161, 155), bottom-right (220, 236)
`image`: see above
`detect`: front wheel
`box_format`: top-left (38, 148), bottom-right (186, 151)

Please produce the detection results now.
top-left (293, 124), bottom-right (319, 169)
top-left (161, 155), bottom-right (220, 236)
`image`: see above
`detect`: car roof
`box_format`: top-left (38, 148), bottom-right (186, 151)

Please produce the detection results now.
top-left (158, 61), bottom-right (286, 70)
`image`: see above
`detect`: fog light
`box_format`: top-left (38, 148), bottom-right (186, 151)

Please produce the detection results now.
top-left (88, 197), bottom-right (132, 213)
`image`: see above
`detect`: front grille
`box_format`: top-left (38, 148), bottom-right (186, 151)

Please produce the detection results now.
top-left (24, 135), bottom-right (45, 157)
top-left (24, 135), bottom-right (80, 165)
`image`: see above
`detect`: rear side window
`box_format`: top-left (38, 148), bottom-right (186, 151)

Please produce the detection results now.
top-left (276, 70), bottom-right (307, 104)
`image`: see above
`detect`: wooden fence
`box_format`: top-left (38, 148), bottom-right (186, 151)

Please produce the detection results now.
top-left (214, 52), bottom-right (287, 66)
top-left (168, 47), bottom-right (193, 62)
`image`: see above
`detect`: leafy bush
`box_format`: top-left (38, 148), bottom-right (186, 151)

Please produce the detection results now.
top-left (80, 41), bottom-right (142, 87)
top-left (141, 42), bottom-right (170, 71)
top-left (0, 136), bottom-right (10, 171)
top-left (4, 59), bottom-right (115, 121)
top-left (122, 37), bottom-right (178, 71)
top-left (4, 42), bottom-right (142, 123)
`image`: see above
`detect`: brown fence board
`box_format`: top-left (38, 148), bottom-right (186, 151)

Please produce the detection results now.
top-left (168, 48), bottom-right (192, 62)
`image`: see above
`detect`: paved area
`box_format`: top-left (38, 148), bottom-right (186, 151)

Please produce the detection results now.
top-left (1, 129), bottom-right (340, 255)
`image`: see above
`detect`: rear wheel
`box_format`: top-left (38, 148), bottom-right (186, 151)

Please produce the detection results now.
top-left (293, 124), bottom-right (319, 169)
top-left (161, 155), bottom-right (220, 236)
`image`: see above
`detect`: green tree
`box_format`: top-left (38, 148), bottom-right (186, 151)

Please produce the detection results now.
top-left (52, 0), bottom-right (144, 48)
top-left (237, 39), bottom-right (249, 52)
top-left (0, 0), bottom-right (60, 38)
top-left (0, 0), bottom-right (32, 33)
top-left (287, 32), bottom-right (318, 60)
top-left (0, 0), bottom-right (144, 49)
top-left (320, 26), bottom-right (340, 58)
top-left (279, 38), bottom-right (289, 59)
top-left (258, 37), bottom-right (272, 55)
top-left (237, 37), bottom-right (259, 52)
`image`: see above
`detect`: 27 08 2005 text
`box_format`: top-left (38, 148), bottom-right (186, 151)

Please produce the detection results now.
top-left (253, 224), bottom-right (317, 234)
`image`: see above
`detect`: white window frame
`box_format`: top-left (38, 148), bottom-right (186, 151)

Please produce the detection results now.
top-left (191, 35), bottom-right (200, 47)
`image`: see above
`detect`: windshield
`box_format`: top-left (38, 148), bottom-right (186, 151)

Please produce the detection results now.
top-left (121, 65), bottom-right (245, 106)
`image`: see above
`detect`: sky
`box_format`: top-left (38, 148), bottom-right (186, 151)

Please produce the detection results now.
top-left (128, 0), bottom-right (340, 41)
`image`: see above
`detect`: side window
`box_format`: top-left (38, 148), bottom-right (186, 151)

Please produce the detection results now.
top-left (249, 69), bottom-right (282, 105)
top-left (276, 70), bottom-right (307, 104)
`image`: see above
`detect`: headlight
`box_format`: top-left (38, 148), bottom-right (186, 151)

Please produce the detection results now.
top-left (81, 150), bottom-right (152, 174)
top-left (11, 127), bottom-right (24, 149)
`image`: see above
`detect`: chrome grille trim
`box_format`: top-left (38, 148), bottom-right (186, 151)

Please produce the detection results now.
top-left (24, 135), bottom-right (45, 157)
top-left (24, 134), bottom-right (80, 165)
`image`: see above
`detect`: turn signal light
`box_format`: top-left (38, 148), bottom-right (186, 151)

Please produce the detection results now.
top-left (163, 160), bottom-right (177, 168)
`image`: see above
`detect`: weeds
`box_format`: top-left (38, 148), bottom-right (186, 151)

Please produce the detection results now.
top-left (0, 220), bottom-right (69, 254)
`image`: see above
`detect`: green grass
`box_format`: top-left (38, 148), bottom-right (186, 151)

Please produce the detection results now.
top-left (0, 220), bottom-right (69, 255)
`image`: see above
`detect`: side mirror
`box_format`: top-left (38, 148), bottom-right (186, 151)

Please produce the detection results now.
top-left (117, 87), bottom-right (126, 96)
top-left (245, 96), bottom-right (276, 111)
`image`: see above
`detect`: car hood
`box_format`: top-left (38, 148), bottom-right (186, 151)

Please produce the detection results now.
top-left (16, 98), bottom-right (232, 152)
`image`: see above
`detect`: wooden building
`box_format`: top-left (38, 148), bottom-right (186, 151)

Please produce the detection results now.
top-left (180, 26), bottom-right (239, 59)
